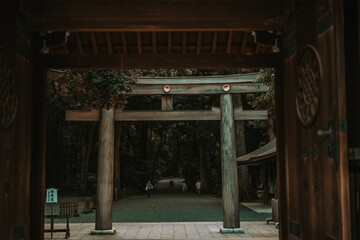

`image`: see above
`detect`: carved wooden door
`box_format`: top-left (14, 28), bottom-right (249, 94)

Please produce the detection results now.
top-left (281, 1), bottom-right (351, 239)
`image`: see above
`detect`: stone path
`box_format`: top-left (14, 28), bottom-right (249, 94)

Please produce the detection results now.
top-left (44, 222), bottom-right (278, 240)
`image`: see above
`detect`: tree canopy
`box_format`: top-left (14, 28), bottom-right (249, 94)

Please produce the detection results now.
top-left (50, 69), bottom-right (137, 109)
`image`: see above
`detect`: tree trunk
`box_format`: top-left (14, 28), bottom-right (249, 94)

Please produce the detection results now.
top-left (79, 123), bottom-right (96, 195)
top-left (233, 94), bottom-right (251, 201)
top-left (198, 138), bottom-right (209, 193)
top-left (114, 123), bottom-right (121, 201)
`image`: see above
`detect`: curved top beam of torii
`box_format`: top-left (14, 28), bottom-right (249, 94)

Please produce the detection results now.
top-left (134, 72), bottom-right (268, 95)
top-left (137, 73), bottom-right (259, 85)
top-left (66, 73), bottom-right (269, 121)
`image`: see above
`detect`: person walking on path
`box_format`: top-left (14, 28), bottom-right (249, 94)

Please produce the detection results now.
top-left (195, 180), bottom-right (201, 195)
top-left (145, 180), bottom-right (153, 198)
top-left (182, 181), bottom-right (187, 192)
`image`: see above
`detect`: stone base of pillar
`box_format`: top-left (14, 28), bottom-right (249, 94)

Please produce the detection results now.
top-left (91, 228), bottom-right (116, 235)
top-left (220, 228), bottom-right (245, 234)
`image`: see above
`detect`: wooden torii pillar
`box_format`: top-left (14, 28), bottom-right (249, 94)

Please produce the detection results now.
top-left (220, 93), bottom-right (242, 233)
top-left (66, 74), bottom-right (267, 234)
top-left (91, 108), bottom-right (116, 235)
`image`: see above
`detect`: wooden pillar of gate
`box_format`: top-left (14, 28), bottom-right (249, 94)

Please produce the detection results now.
top-left (220, 94), bottom-right (243, 233)
top-left (92, 108), bottom-right (115, 234)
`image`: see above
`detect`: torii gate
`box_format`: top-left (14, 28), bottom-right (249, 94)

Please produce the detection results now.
top-left (66, 73), bottom-right (269, 234)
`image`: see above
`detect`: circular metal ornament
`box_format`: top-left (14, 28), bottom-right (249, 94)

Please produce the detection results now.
top-left (0, 50), bottom-right (18, 128)
top-left (163, 85), bottom-right (171, 93)
top-left (222, 84), bottom-right (231, 92)
top-left (295, 46), bottom-right (322, 128)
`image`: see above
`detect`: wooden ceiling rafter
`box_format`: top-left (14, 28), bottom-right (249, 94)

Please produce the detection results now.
top-left (63, 44), bottom-right (69, 54)
top-left (168, 31), bottom-right (172, 54)
top-left (75, 32), bottom-right (84, 54)
top-left (255, 44), bottom-right (261, 54)
top-left (152, 31), bottom-right (157, 54)
top-left (182, 32), bottom-right (187, 54)
top-left (212, 31), bottom-right (218, 54)
top-left (105, 32), bottom-right (113, 54)
top-left (226, 31), bottom-right (233, 54)
top-left (197, 31), bottom-right (202, 54)
top-left (137, 31), bottom-right (142, 54)
top-left (241, 32), bottom-right (248, 54)
top-left (40, 53), bottom-right (278, 69)
top-left (90, 32), bottom-right (98, 54)
top-left (121, 32), bottom-right (127, 54)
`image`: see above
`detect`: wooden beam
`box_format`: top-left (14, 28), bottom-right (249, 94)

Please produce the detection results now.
top-left (66, 109), bottom-right (268, 121)
top-left (72, 43), bottom-right (242, 53)
top-left (30, 0), bottom-right (292, 31)
top-left (226, 31), bottom-right (234, 54)
top-left (152, 31), bottom-right (157, 54)
top-left (255, 44), bottom-right (261, 54)
top-left (182, 32), bottom-right (187, 54)
top-left (121, 32), bottom-right (127, 54)
top-left (197, 31), bottom-right (202, 54)
top-left (90, 32), bottom-right (98, 54)
top-left (241, 32), bottom-right (248, 54)
top-left (212, 31), bottom-right (218, 54)
top-left (62, 44), bottom-right (69, 54)
top-left (137, 73), bottom-right (259, 85)
top-left (168, 31), bottom-right (172, 54)
top-left (161, 96), bottom-right (173, 110)
top-left (137, 31), bottom-right (142, 54)
top-left (75, 32), bottom-right (84, 54)
top-left (40, 53), bottom-right (278, 69)
top-left (132, 83), bottom-right (268, 95)
top-left (105, 32), bottom-right (113, 54)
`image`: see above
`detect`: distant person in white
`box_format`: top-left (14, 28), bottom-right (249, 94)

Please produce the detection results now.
top-left (195, 180), bottom-right (201, 195)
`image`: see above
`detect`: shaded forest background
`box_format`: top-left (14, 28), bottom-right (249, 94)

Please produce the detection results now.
top-left (45, 68), bottom-right (275, 201)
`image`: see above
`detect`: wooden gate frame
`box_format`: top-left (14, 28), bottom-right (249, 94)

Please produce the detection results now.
top-left (6, 1), bottom-right (352, 239)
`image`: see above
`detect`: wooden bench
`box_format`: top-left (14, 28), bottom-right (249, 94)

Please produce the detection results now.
top-left (44, 201), bottom-right (79, 239)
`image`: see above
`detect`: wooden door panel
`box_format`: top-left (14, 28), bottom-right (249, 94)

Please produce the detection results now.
top-left (282, 0), bottom-right (350, 239)
top-left (0, 5), bottom-right (32, 240)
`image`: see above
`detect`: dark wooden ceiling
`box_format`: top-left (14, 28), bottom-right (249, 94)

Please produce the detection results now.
top-left (49, 31), bottom-right (273, 55)
top-left (29, 0), bottom-right (293, 31)
top-left (30, 0), bottom-right (291, 69)
top-left (40, 30), bottom-right (279, 69)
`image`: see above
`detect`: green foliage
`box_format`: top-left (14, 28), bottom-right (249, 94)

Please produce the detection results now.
top-left (247, 68), bottom-right (276, 143)
top-left (248, 68), bottom-right (275, 114)
top-left (51, 69), bottom-right (137, 109)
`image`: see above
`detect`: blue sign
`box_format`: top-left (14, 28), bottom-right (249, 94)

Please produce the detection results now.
top-left (46, 188), bottom-right (58, 203)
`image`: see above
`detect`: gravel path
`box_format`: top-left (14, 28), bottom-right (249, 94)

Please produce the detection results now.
top-left (45, 192), bottom-right (271, 223)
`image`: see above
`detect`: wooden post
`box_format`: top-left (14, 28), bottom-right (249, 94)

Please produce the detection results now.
top-left (94, 108), bottom-right (115, 233)
top-left (220, 94), bottom-right (242, 233)
top-left (161, 96), bottom-right (173, 110)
